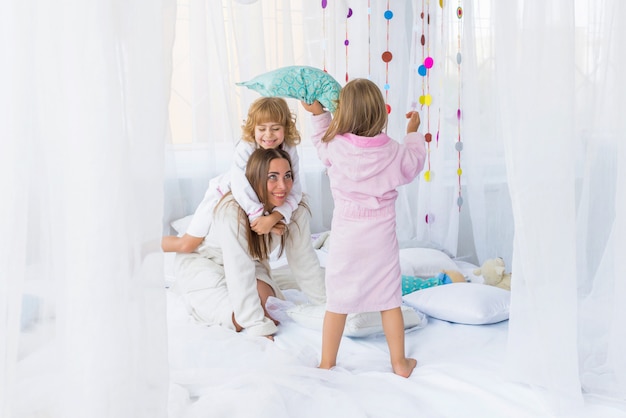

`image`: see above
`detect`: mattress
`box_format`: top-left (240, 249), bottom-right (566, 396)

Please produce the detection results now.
top-left (164, 249), bottom-right (623, 418)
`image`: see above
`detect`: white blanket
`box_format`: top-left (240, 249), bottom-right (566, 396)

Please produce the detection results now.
top-left (165, 250), bottom-right (625, 418)
top-left (167, 289), bottom-right (558, 418)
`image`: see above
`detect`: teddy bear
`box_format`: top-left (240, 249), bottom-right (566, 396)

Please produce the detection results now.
top-left (473, 257), bottom-right (511, 291)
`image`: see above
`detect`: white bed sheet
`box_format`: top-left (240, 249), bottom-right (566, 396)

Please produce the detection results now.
top-left (165, 253), bottom-right (625, 418)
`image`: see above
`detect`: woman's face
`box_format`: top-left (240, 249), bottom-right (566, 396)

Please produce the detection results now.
top-left (255, 122), bottom-right (286, 149)
top-left (266, 157), bottom-right (293, 208)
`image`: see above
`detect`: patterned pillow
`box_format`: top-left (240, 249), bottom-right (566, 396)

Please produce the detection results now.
top-left (236, 66), bottom-right (341, 112)
top-left (402, 274), bottom-right (442, 295)
top-left (402, 271), bottom-right (463, 296)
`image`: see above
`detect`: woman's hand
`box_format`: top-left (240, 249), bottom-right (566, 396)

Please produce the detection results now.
top-left (251, 212), bottom-right (283, 235)
top-left (270, 222), bottom-right (286, 236)
top-left (301, 100), bottom-right (325, 116)
top-left (405, 111), bottom-right (421, 133)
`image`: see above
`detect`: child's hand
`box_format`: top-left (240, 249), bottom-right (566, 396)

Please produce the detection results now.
top-left (405, 111), bottom-right (421, 133)
top-left (301, 100), bottom-right (325, 116)
top-left (251, 212), bottom-right (283, 235)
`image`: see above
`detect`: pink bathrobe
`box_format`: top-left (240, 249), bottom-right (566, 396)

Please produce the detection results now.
top-left (311, 112), bottom-right (426, 314)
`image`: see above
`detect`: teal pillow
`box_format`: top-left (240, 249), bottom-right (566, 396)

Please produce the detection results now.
top-left (402, 273), bottom-right (445, 296)
top-left (236, 66), bottom-right (341, 113)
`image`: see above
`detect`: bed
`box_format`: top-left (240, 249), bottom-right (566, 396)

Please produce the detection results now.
top-left (163, 239), bottom-right (620, 418)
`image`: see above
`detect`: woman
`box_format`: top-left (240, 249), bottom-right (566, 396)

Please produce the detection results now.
top-left (163, 148), bottom-right (325, 339)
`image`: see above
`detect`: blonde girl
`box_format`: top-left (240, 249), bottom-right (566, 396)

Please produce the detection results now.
top-left (302, 78), bottom-right (426, 377)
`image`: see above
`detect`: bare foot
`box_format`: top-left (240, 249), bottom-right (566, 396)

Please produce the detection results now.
top-left (392, 358), bottom-right (417, 378)
top-left (265, 335), bottom-right (274, 341)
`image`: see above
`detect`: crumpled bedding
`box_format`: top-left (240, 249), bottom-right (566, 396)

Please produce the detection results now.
top-left (165, 251), bottom-right (624, 418)
top-left (167, 288), bottom-right (553, 418)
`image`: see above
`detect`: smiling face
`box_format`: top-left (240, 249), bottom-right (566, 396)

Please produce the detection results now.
top-left (255, 122), bottom-right (286, 149)
top-left (266, 157), bottom-right (293, 208)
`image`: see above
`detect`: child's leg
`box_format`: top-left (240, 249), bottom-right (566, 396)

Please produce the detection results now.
top-left (381, 307), bottom-right (417, 378)
top-left (319, 311), bottom-right (347, 369)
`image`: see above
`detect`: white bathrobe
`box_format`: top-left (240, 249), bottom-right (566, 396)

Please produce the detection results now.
top-left (174, 195), bottom-right (325, 337)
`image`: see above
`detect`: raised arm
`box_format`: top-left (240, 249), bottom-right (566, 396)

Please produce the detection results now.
top-left (398, 111), bottom-right (427, 183)
top-left (301, 101), bottom-right (332, 167)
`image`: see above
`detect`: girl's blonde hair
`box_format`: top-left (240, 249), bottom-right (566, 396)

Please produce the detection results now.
top-left (321, 78), bottom-right (387, 143)
top-left (241, 97), bottom-right (301, 147)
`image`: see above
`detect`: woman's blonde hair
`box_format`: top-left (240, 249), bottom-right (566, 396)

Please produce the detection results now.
top-left (241, 97), bottom-right (301, 147)
top-left (217, 148), bottom-right (293, 261)
top-left (321, 78), bottom-right (387, 143)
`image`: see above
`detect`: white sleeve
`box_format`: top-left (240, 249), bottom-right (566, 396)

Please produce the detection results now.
top-left (214, 203), bottom-right (278, 337)
top-left (284, 198), bottom-right (326, 304)
top-left (230, 141), bottom-right (265, 222)
top-left (271, 145), bottom-right (302, 224)
top-left (185, 174), bottom-right (228, 238)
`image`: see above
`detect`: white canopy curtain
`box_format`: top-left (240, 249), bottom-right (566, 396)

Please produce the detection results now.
top-left (459, 0), bottom-right (626, 412)
top-left (164, 0), bottom-right (464, 257)
top-left (1, 1), bottom-right (175, 417)
top-left (3, 0), bottom-right (625, 417)
top-left (491, 0), bottom-right (626, 412)
top-left (492, 1), bottom-right (626, 411)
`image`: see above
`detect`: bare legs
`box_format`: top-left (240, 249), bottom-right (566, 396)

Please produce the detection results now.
top-left (318, 311), bottom-right (347, 369)
top-left (381, 307), bottom-right (416, 378)
top-left (232, 279), bottom-right (278, 340)
top-left (319, 307), bottom-right (417, 378)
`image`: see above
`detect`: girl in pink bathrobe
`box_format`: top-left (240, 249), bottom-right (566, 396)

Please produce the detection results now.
top-left (302, 78), bottom-right (426, 378)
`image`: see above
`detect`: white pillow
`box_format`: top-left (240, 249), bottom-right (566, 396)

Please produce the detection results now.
top-left (399, 247), bottom-right (458, 277)
top-left (402, 282), bottom-right (510, 325)
top-left (285, 304), bottom-right (425, 338)
top-left (170, 215), bottom-right (194, 236)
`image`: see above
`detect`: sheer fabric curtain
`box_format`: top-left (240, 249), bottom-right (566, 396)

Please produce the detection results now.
top-left (1, 1), bottom-right (175, 417)
top-left (164, 0), bottom-right (344, 233)
top-left (573, 2), bottom-right (626, 401)
top-left (462, 2), bottom-right (515, 267)
top-left (301, 0), bottom-right (463, 252)
top-left (165, 0), bottom-right (254, 229)
top-left (165, 0), bottom-right (462, 256)
top-left (489, 0), bottom-right (626, 412)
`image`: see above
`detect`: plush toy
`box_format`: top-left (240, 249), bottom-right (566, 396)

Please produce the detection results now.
top-left (473, 258), bottom-right (511, 291)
